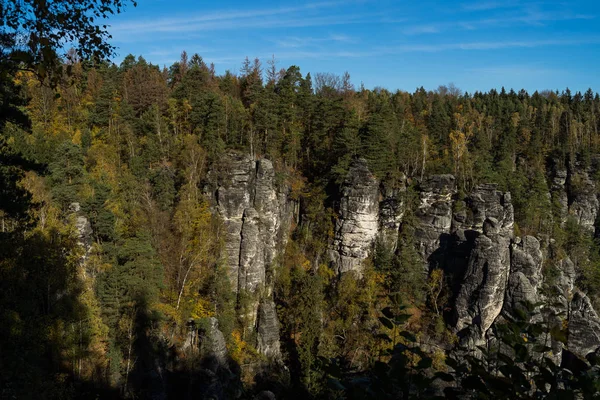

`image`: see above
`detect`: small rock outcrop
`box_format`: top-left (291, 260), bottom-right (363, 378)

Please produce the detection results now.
top-left (256, 300), bottom-right (281, 358)
top-left (331, 159), bottom-right (380, 274)
top-left (69, 202), bottom-right (93, 267)
top-left (206, 317), bottom-right (228, 364)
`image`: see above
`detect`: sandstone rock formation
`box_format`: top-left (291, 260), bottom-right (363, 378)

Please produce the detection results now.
top-left (505, 235), bottom-right (544, 316)
top-left (208, 153), bottom-right (600, 365)
top-left (256, 299), bottom-right (281, 358)
top-left (378, 177), bottom-right (406, 251)
top-left (414, 175), bottom-right (456, 268)
top-left (568, 292), bottom-right (600, 357)
top-left (550, 160), bottom-right (569, 225)
top-left (568, 164), bottom-right (599, 233)
top-left (69, 202), bottom-right (93, 266)
top-left (330, 158), bottom-right (380, 274)
top-left (206, 153), bottom-right (293, 357)
top-left (206, 317), bottom-right (228, 364)
top-left (454, 185), bottom-right (514, 336)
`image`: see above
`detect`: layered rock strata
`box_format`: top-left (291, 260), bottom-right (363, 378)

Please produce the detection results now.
top-left (330, 158), bottom-right (380, 274)
top-left (329, 159), bottom-right (600, 361)
top-left (206, 153), bottom-right (293, 357)
top-left (454, 185), bottom-right (514, 340)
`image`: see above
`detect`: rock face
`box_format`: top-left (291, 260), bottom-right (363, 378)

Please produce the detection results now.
top-left (568, 165), bottom-right (599, 233)
top-left (206, 153), bottom-right (293, 357)
top-left (568, 292), bottom-right (600, 357)
top-left (207, 154), bottom-right (600, 365)
top-left (69, 202), bottom-right (93, 267)
top-left (206, 317), bottom-right (228, 364)
top-left (331, 159), bottom-right (380, 274)
top-left (256, 300), bottom-right (281, 358)
top-left (454, 185), bottom-right (514, 336)
top-left (550, 161), bottom-right (569, 225)
top-left (414, 175), bottom-right (456, 269)
top-left (379, 178), bottom-right (407, 251)
top-left (505, 236), bottom-right (544, 315)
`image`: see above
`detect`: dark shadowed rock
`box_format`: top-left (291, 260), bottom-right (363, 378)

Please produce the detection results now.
top-left (254, 391), bottom-right (277, 400)
top-left (256, 300), bottom-right (281, 359)
top-left (379, 177), bottom-right (407, 251)
top-left (568, 292), bottom-right (600, 358)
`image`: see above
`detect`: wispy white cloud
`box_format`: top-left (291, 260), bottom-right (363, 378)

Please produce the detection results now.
top-left (391, 37), bottom-right (600, 52)
top-left (461, 0), bottom-right (523, 12)
top-left (466, 65), bottom-right (564, 76)
top-left (111, 1), bottom-right (341, 31)
top-left (402, 9), bottom-right (595, 36)
top-left (134, 35), bottom-right (600, 71)
top-left (272, 34), bottom-right (354, 48)
top-left (402, 24), bottom-right (441, 35)
top-left (108, 1), bottom-right (379, 39)
top-left (267, 37), bottom-right (600, 60)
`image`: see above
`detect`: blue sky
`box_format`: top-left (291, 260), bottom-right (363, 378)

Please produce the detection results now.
top-left (107, 0), bottom-right (600, 93)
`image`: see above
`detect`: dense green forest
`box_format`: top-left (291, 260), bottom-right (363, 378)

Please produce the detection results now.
top-left (4, 1), bottom-right (600, 399)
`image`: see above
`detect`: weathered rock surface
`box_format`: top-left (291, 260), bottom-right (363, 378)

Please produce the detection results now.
top-left (505, 236), bottom-right (544, 315)
top-left (325, 162), bottom-right (600, 363)
top-left (212, 154), bottom-right (256, 290)
top-left (568, 165), bottom-right (599, 233)
top-left (550, 161), bottom-right (569, 225)
top-left (239, 208), bottom-right (265, 297)
top-left (206, 153), bottom-right (293, 357)
top-left (331, 159), bottom-right (380, 274)
top-left (69, 202), bottom-right (93, 266)
top-left (256, 300), bottom-right (281, 358)
top-left (454, 185), bottom-right (514, 336)
top-left (414, 175), bottom-right (456, 268)
top-left (568, 292), bottom-right (600, 357)
top-left (379, 178), bottom-right (406, 251)
top-left (206, 317), bottom-right (228, 364)
top-left (206, 153), bottom-right (600, 365)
